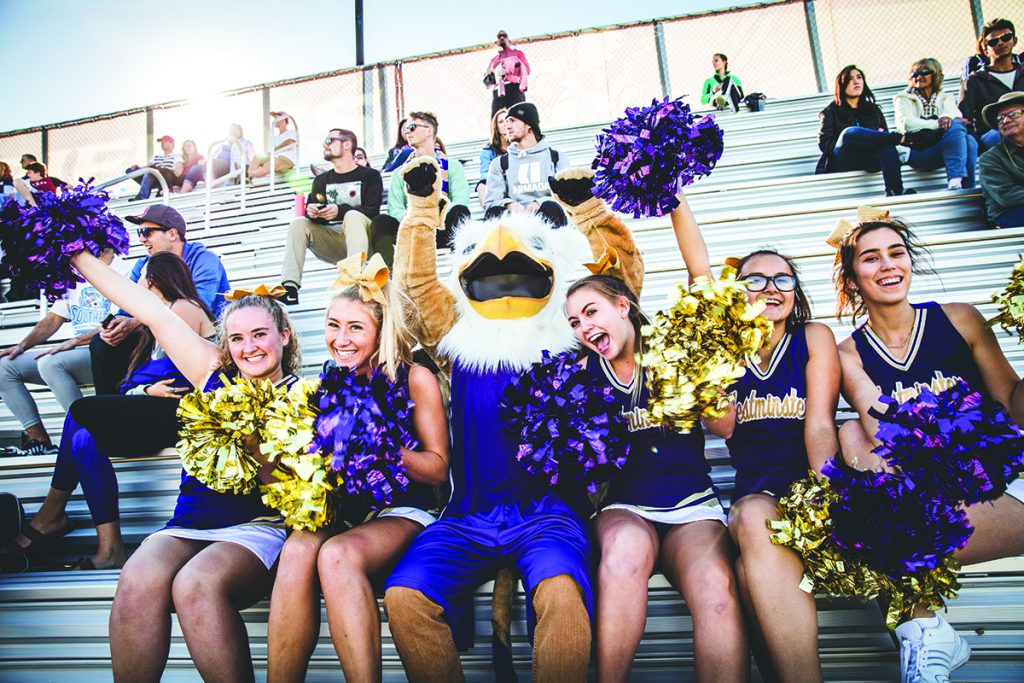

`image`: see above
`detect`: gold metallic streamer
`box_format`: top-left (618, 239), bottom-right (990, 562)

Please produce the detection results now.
top-left (642, 266), bottom-right (772, 432)
top-left (989, 254), bottom-right (1024, 344)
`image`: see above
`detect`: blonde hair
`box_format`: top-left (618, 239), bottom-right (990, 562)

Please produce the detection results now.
top-left (326, 282), bottom-right (415, 381)
top-left (217, 295), bottom-right (302, 376)
top-left (911, 57), bottom-right (944, 92)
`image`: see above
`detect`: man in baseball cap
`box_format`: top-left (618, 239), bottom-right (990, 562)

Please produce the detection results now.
top-left (978, 91), bottom-right (1024, 227)
top-left (126, 134), bottom-right (184, 201)
top-left (91, 204), bottom-right (230, 394)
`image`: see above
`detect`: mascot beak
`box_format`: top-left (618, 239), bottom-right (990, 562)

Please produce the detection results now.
top-left (458, 223), bottom-right (555, 320)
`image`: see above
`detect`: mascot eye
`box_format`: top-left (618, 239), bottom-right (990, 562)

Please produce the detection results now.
top-left (528, 237), bottom-right (546, 251)
top-left (462, 242), bottom-right (477, 255)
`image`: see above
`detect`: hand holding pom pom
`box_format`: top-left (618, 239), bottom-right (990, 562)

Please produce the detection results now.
top-left (592, 97), bottom-right (724, 218)
top-left (500, 350), bottom-right (631, 495)
top-left (0, 181), bottom-right (129, 301)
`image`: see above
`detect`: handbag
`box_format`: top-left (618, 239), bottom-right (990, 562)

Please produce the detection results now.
top-left (483, 72), bottom-right (497, 87)
top-left (901, 127), bottom-right (944, 150)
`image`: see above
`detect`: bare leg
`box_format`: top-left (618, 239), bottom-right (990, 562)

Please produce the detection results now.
top-left (172, 540), bottom-right (276, 683)
top-left (662, 520), bottom-right (749, 683)
top-left (730, 495), bottom-right (822, 683)
top-left (594, 509), bottom-right (659, 683)
top-left (319, 516), bottom-right (423, 683)
top-left (382, 586), bottom-right (465, 683)
top-left (957, 493), bottom-right (1024, 565)
top-left (91, 521), bottom-right (126, 569)
top-left (25, 423), bottom-right (52, 445)
top-left (267, 529), bottom-right (333, 683)
top-left (110, 534), bottom-right (205, 683)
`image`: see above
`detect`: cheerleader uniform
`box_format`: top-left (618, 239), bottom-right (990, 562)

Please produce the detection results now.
top-left (588, 350), bottom-right (727, 527)
top-left (145, 371), bottom-right (297, 568)
top-left (727, 326), bottom-right (811, 501)
top-left (852, 302), bottom-right (1024, 504)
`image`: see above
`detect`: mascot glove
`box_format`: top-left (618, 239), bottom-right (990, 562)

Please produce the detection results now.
top-left (551, 168), bottom-right (606, 234)
top-left (400, 156), bottom-right (446, 227)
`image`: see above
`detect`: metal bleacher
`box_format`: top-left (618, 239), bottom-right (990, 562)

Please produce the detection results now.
top-left (0, 82), bottom-right (1022, 681)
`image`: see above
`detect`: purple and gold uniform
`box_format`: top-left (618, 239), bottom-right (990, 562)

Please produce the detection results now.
top-left (727, 327), bottom-right (810, 500)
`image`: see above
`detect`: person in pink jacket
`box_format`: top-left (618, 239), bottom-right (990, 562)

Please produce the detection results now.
top-left (485, 30), bottom-right (530, 115)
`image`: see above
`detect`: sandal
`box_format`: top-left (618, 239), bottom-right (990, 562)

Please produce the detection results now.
top-left (17, 518), bottom-right (76, 553)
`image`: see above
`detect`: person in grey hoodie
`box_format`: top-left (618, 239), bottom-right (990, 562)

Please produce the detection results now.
top-left (483, 102), bottom-right (569, 225)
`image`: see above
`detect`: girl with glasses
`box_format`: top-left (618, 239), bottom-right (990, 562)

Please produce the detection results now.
top-left (893, 58), bottom-right (977, 191)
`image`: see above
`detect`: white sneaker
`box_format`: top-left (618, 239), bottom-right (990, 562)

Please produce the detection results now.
top-left (895, 616), bottom-right (971, 683)
top-left (896, 145), bottom-right (912, 164)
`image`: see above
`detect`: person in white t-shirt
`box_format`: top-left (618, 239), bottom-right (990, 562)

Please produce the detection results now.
top-left (0, 250), bottom-right (125, 456)
top-left (249, 113), bottom-right (298, 178)
top-left (126, 135), bottom-right (185, 201)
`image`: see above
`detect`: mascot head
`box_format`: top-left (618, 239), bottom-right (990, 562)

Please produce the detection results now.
top-left (438, 212), bottom-right (589, 372)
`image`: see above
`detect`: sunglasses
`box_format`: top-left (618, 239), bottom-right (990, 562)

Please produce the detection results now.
top-left (910, 67), bottom-right (932, 78)
top-left (354, 152), bottom-right (367, 159)
top-left (403, 122), bottom-right (430, 133)
top-left (743, 273), bottom-right (797, 292)
top-left (995, 109), bottom-right (1024, 125)
top-left (137, 226), bottom-right (170, 239)
top-left (323, 136), bottom-right (349, 146)
top-left (986, 32), bottom-right (1015, 48)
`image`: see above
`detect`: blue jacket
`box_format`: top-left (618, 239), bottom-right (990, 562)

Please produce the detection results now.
top-left (128, 241), bottom-right (230, 317)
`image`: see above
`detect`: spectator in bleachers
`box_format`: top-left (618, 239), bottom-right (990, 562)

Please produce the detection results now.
top-left (978, 92), bottom-right (1024, 227)
top-left (816, 65), bottom-right (913, 197)
top-left (0, 249), bottom-right (126, 458)
top-left (960, 18), bottom-right (1023, 150)
top-left (249, 113), bottom-right (298, 179)
top-left (209, 123), bottom-right (256, 185)
top-left (19, 154), bottom-right (66, 188)
top-left (0, 162), bottom-right (14, 200)
top-left (382, 119), bottom-right (414, 173)
top-left (354, 147), bottom-right (371, 168)
top-left (5, 251), bottom-right (215, 571)
top-left (12, 162), bottom-right (57, 207)
top-left (485, 30), bottom-right (530, 116)
top-left (89, 204), bottom-right (230, 395)
top-left (482, 102), bottom-right (569, 223)
top-left (176, 139), bottom-right (204, 193)
top-left (126, 135), bottom-right (183, 201)
top-left (476, 107), bottom-right (510, 205)
top-left (962, 29), bottom-right (1023, 78)
top-left (893, 58), bottom-right (977, 190)
top-left (385, 112), bottom-right (471, 253)
top-left (701, 53), bottom-right (744, 112)
top-left (279, 128), bottom-right (382, 306)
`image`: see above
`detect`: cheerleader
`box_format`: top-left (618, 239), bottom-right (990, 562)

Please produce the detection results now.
top-left (564, 196), bottom-right (747, 683)
top-left (831, 207), bottom-right (1024, 683)
top-left (266, 254), bottom-right (449, 683)
top-left (68, 249), bottom-right (300, 683)
top-left (718, 248), bottom-right (839, 683)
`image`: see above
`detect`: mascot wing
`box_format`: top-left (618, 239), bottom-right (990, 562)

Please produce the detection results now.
top-left (392, 157), bottom-right (458, 373)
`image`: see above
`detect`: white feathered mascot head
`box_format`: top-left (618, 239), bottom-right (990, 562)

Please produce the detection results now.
top-left (438, 212), bottom-right (589, 373)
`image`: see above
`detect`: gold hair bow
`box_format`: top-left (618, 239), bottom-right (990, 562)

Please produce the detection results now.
top-left (826, 206), bottom-right (890, 250)
top-left (224, 284), bottom-right (287, 301)
top-left (330, 252), bottom-right (389, 306)
top-left (584, 247), bottom-right (620, 276)
top-left (723, 256), bottom-right (742, 270)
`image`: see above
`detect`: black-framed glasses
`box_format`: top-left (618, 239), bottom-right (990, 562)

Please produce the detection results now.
top-left (995, 109), bottom-right (1024, 125)
top-left (403, 122), bottom-right (429, 133)
top-left (137, 226), bottom-right (170, 239)
top-left (743, 273), bottom-right (797, 292)
top-left (986, 32), bottom-right (1015, 48)
top-left (910, 67), bottom-right (932, 78)
top-left (323, 136), bottom-right (347, 146)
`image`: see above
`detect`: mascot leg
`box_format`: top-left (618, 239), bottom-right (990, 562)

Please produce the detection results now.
top-left (531, 574), bottom-right (591, 683)
top-left (383, 586), bottom-right (465, 683)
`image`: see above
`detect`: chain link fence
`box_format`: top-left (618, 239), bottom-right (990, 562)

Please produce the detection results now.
top-left (1, 0), bottom-right (1017, 185)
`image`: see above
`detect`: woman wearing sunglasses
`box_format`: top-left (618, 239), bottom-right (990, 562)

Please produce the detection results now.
top-left (893, 58), bottom-right (977, 191)
top-left (713, 249), bottom-right (840, 683)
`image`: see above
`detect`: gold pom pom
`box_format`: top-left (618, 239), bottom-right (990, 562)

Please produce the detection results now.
top-left (989, 254), bottom-right (1024, 344)
top-left (642, 266), bottom-right (772, 432)
top-left (176, 374), bottom-right (278, 494)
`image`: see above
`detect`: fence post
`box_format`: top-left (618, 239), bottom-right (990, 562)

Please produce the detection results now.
top-left (653, 22), bottom-right (672, 99)
top-left (395, 62), bottom-right (406, 124)
top-left (262, 87), bottom-right (271, 153)
top-left (145, 107), bottom-right (154, 161)
top-left (378, 65), bottom-right (391, 155)
top-left (802, 0), bottom-right (828, 93)
top-left (968, 0), bottom-right (984, 38)
top-left (362, 67), bottom-right (375, 155)
top-left (40, 127), bottom-right (48, 166)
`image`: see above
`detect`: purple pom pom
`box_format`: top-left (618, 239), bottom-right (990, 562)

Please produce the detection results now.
top-left (309, 365), bottom-right (416, 509)
top-left (592, 97), bottom-right (724, 218)
top-left (873, 381), bottom-right (1024, 505)
top-left (0, 181), bottom-right (129, 301)
top-left (822, 458), bottom-right (973, 576)
top-left (500, 350), bottom-right (630, 495)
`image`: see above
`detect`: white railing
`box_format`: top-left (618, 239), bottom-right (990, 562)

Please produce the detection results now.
top-left (269, 111), bottom-right (299, 194)
top-left (96, 167), bottom-right (171, 204)
top-left (203, 139), bottom-right (247, 233)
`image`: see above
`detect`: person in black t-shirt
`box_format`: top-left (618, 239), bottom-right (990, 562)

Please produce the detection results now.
top-left (279, 128), bottom-right (383, 305)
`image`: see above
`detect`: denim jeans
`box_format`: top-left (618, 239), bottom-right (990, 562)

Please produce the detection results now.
top-left (981, 128), bottom-right (1002, 151)
top-left (832, 126), bottom-right (904, 193)
top-left (995, 205), bottom-right (1024, 228)
top-left (907, 121), bottom-right (978, 187)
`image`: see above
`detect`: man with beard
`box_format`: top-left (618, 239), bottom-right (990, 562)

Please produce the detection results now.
top-left (279, 128), bottom-right (383, 305)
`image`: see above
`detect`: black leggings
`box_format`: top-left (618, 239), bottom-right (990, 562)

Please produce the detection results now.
top-left (69, 395), bottom-right (181, 456)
